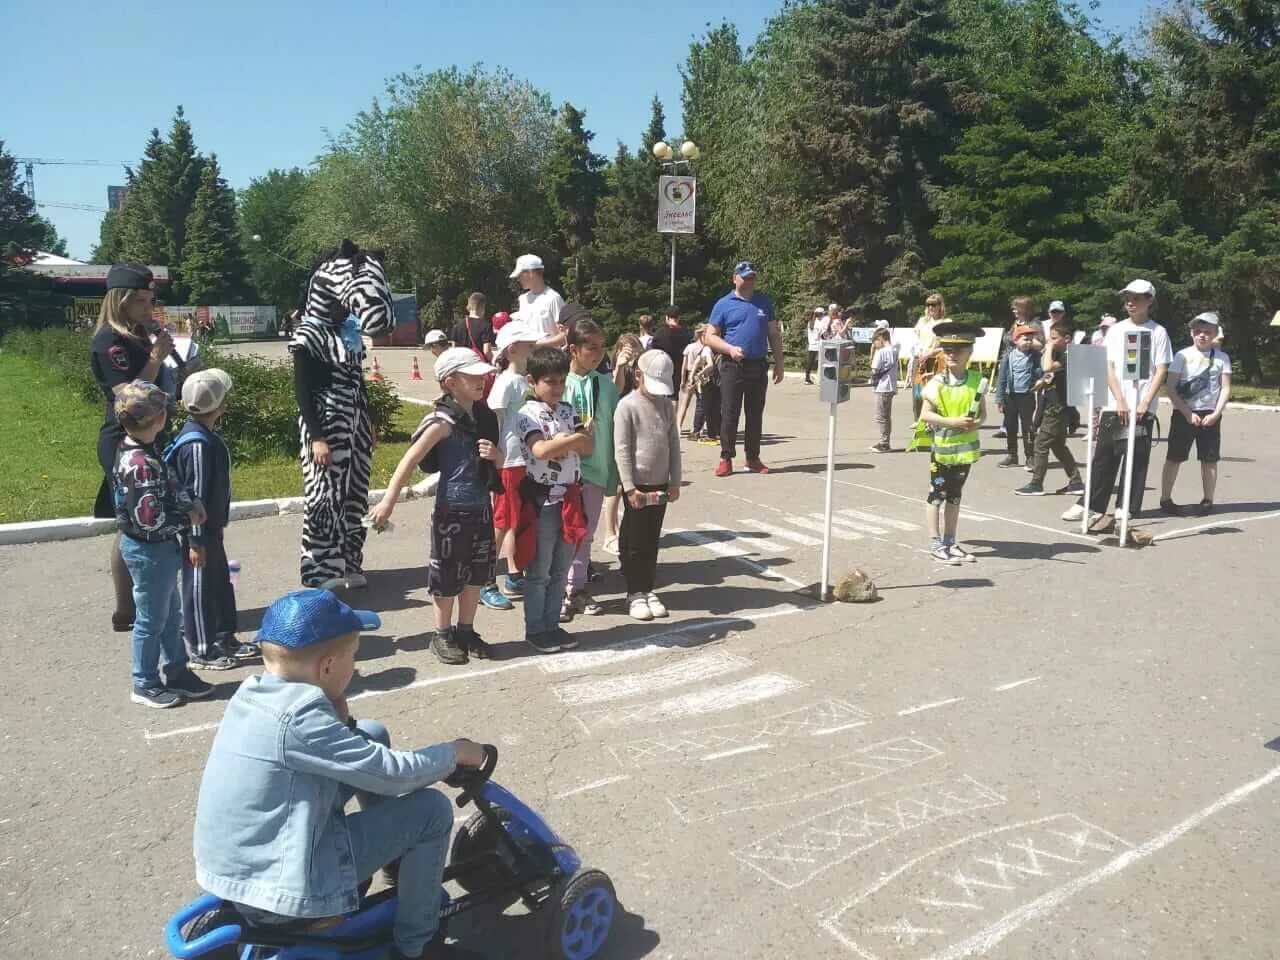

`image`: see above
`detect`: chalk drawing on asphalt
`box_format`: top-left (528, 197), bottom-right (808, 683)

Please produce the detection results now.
top-left (573, 673), bottom-right (807, 732)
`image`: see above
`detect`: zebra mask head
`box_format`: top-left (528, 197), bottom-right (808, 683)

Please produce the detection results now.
top-left (303, 240), bottom-right (395, 338)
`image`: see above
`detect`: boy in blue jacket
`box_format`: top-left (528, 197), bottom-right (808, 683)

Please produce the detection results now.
top-left (169, 369), bottom-right (257, 669)
top-left (994, 324), bottom-right (1043, 468)
top-left (194, 589), bottom-right (485, 959)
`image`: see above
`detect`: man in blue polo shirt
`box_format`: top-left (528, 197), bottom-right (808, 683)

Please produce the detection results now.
top-left (705, 261), bottom-right (784, 477)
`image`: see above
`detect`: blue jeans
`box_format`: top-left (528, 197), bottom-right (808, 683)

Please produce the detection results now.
top-left (523, 503), bottom-right (574, 636)
top-left (120, 536), bottom-right (187, 688)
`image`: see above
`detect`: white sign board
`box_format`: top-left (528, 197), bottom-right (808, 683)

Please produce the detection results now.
top-left (657, 176), bottom-right (696, 234)
top-left (1066, 344), bottom-right (1110, 407)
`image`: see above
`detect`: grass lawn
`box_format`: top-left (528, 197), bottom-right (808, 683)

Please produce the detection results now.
top-left (0, 351), bottom-right (426, 524)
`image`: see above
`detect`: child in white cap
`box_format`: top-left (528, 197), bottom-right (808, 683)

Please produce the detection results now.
top-left (1160, 311), bottom-right (1231, 516)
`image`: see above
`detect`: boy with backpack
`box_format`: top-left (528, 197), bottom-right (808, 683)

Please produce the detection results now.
top-left (1160, 311), bottom-right (1231, 516)
top-left (168, 368), bottom-right (257, 669)
top-left (368, 348), bottom-right (502, 666)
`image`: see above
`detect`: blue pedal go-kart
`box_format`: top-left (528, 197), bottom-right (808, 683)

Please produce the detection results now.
top-left (165, 745), bottom-right (617, 960)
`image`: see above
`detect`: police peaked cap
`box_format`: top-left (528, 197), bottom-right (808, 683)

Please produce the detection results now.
top-left (106, 262), bottom-right (154, 291)
top-left (933, 322), bottom-right (981, 345)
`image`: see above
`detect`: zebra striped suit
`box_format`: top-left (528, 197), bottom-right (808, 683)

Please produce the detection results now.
top-left (292, 242), bottom-right (394, 587)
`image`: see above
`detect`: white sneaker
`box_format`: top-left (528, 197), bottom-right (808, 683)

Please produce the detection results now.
top-left (1114, 508), bottom-right (1128, 521)
top-left (344, 572), bottom-right (368, 589)
top-left (315, 576), bottom-right (347, 591)
top-left (947, 544), bottom-right (977, 563)
top-left (628, 593), bottom-right (653, 621)
top-left (645, 593), bottom-right (668, 618)
top-left (1061, 504), bottom-right (1085, 522)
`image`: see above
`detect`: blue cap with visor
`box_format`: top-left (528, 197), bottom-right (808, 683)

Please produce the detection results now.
top-left (256, 589), bottom-right (381, 649)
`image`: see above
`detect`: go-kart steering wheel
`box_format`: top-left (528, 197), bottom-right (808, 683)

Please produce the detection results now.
top-left (444, 744), bottom-right (498, 807)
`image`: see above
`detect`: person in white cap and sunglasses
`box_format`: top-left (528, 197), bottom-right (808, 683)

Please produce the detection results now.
top-left (1159, 311), bottom-right (1231, 517)
top-left (613, 349), bottom-right (682, 620)
top-left (369, 347), bottom-right (503, 667)
top-left (509, 253), bottom-right (566, 349)
top-left (1063, 279), bottom-right (1173, 530)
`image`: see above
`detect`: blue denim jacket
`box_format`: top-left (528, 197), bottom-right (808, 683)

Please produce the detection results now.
top-left (193, 673), bottom-right (457, 917)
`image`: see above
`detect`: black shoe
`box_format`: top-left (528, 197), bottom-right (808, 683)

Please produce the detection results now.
top-left (1195, 499), bottom-right (1213, 517)
top-left (131, 685), bottom-right (185, 709)
top-left (222, 640), bottom-right (260, 660)
top-left (431, 629), bottom-right (468, 665)
top-left (111, 612), bottom-right (134, 633)
top-left (998, 455), bottom-right (1019, 468)
top-left (167, 669), bottom-right (215, 700)
top-left (455, 626), bottom-right (492, 660)
top-left (1014, 482), bottom-right (1045, 496)
top-left (552, 626), bottom-right (579, 651)
top-left (189, 654), bottom-right (238, 671)
top-left (525, 631), bottom-right (563, 654)
top-left (1056, 479), bottom-right (1085, 495)
top-left (1159, 498), bottom-right (1183, 517)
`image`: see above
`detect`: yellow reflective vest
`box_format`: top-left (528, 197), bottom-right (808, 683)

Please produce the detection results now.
top-left (922, 369), bottom-right (982, 465)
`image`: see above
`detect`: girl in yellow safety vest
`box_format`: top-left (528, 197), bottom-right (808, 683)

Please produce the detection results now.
top-left (920, 322), bottom-right (988, 565)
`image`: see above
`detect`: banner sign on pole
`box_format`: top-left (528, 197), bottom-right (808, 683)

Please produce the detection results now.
top-left (656, 176), bottom-right (696, 234)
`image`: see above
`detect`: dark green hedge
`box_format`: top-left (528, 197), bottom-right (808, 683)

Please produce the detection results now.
top-left (1, 328), bottom-right (401, 462)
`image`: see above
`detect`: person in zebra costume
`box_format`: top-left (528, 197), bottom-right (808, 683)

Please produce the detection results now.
top-left (291, 240), bottom-right (395, 589)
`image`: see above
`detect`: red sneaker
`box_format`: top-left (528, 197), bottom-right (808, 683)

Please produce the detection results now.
top-left (745, 458), bottom-right (770, 474)
top-left (714, 458), bottom-right (733, 478)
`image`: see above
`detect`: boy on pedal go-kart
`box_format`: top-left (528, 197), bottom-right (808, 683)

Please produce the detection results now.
top-left (192, 588), bottom-right (486, 959)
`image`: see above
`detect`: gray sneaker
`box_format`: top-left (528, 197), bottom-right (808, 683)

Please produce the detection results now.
top-left (431, 629), bottom-right (468, 665)
top-left (131, 685), bottom-right (185, 709)
top-left (189, 654), bottom-right (237, 671)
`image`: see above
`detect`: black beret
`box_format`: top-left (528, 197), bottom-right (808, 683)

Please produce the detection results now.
top-left (106, 262), bottom-right (154, 291)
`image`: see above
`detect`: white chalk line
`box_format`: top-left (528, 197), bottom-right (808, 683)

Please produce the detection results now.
top-left (578, 673), bottom-right (807, 731)
top-left (145, 607), bottom-right (809, 742)
top-left (821, 512), bottom-right (889, 536)
top-left (991, 676), bottom-right (1041, 692)
top-left (927, 762), bottom-right (1280, 960)
top-left (897, 696), bottom-right (965, 716)
top-left (1151, 509), bottom-right (1280, 542)
top-left (742, 517), bottom-right (822, 546)
top-left (697, 521), bottom-right (789, 554)
top-left (553, 775), bottom-right (632, 800)
top-left (812, 720), bottom-right (873, 736)
top-left (552, 650), bottom-right (751, 706)
top-left (667, 526), bottom-right (809, 587)
top-left (702, 743), bottom-right (771, 762)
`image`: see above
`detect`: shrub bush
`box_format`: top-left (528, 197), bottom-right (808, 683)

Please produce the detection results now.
top-left (1, 329), bottom-right (402, 462)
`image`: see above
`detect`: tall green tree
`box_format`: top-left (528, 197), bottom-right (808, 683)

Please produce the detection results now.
top-left (239, 168), bottom-right (310, 310)
top-left (0, 140), bottom-right (65, 328)
top-left (924, 0), bottom-right (1132, 322)
top-left (297, 66), bottom-right (557, 324)
top-left (181, 155), bottom-right (249, 304)
top-left (543, 103), bottom-right (607, 297)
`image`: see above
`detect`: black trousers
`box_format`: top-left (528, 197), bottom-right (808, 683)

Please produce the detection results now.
top-left (804, 350), bottom-right (818, 380)
top-left (693, 382), bottom-right (722, 437)
top-left (1002, 392), bottom-right (1037, 457)
top-left (719, 358), bottom-right (768, 461)
top-left (620, 485), bottom-right (667, 595)
top-left (1087, 412), bottom-right (1153, 516)
top-left (182, 531), bottom-right (238, 658)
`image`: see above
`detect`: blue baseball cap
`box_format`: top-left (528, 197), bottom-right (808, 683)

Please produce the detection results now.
top-left (256, 589), bottom-right (381, 649)
top-left (733, 261), bottom-right (758, 278)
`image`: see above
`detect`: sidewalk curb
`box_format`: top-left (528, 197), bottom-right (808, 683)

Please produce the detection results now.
top-left (0, 475), bottom-right (438, 548)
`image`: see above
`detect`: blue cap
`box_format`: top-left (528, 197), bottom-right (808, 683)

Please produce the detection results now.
top-left (733, 261), bottom-right (758, 278)
top-left (256, 589), bottom-right (381, 649)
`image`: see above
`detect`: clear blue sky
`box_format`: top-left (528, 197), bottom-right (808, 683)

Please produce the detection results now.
top-left (3, 0), bottom-right (1148, 259)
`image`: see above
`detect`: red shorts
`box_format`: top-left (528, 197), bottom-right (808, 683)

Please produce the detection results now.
top-left (493, 465), bottom-right (526, 530)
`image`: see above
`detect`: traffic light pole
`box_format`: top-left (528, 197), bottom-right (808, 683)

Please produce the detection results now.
top-left (669, 236), bottom-right (676, 306)
top-left (819, 398), bottom-right (838, 602)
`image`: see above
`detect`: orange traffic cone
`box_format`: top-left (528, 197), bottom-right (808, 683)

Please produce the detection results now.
top-left (369, 355), bottom-right (384, 383)
top-left (410, 356), bottom-right (423, 381)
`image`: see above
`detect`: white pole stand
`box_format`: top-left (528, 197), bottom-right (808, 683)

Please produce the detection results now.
top-left (1080, 385), bottom-right (1095, 536)
top-left (819, 400), bottom-right (839, 602)
top-left (669, 236), bottom-right (677, 305)
top-left (1119, 409), bottom-right (1138, 545)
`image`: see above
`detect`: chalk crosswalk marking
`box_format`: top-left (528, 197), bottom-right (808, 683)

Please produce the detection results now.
top-left (782, 514), bottom-right (863, 540)
top-left (697, 522), bottom-right (788, 554)
top-left (742, 517), bottom-right (822, 547)
top-left (666, 527), bottom-right (751, 557)
top-left (552, 650), bottom-right (752, 706)
top-left (838, 508), bottom-right (919, 532)
top-left (576, 673), bottom-right (806, 731)
top-left (816, 512), bottom-right (889, 536)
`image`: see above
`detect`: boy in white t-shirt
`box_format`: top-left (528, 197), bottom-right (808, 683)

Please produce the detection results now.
top-left (485, 322), bottom-right (541, 607)
top-left (1064, 279), bottom-right (1173, 529)
top-left (510, 253), bottom-right (566, 349)
top-left (1160, 312), bottom-right (1231, 516)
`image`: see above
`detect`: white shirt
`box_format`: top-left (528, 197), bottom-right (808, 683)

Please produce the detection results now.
top-left (516, 399), bottom-right (582, 502)
top-left (517, 287), bottom-right (565, 338)
top-left (487, 369), bottom-right (529, 467)
top-left (1103, 318), bottom-right (1173, 411)
top-left (1169, 345), bottom-right (1231, 412)
top-left (806, 314), bottom-right (829, 350)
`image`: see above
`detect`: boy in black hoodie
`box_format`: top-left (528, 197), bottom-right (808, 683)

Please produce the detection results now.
top-left (169, 369), bottom-right (256, 670)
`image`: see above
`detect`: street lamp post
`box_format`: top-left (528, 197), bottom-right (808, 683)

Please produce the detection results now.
top-left (652, 140), bottom-right (700, 306)
top-left (250, 234), bottom-right (308, 271)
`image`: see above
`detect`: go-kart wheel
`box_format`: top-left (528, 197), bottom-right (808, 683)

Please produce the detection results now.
top-left (546, 868), bottom-right (616, 960)
top-left (179, 905), bottom-right (241, 960)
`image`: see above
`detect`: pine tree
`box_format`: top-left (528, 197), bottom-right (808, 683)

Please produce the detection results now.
top-left (0, 140), bottom-right (65, 328)
top-left (543, 103), bottom-right (607, 296)
top-left (181, 155), bottom-right (248, 304)
top-left (924, 0), bottom-right (1132, 321)
top-left (779, 0), bottom-right (957, 321)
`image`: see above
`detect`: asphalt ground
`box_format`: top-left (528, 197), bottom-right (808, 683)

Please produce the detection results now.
top-left (2, 351), bottom-right (1279, 960)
